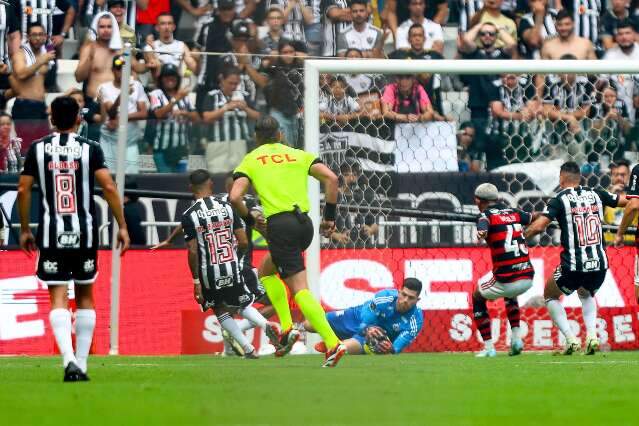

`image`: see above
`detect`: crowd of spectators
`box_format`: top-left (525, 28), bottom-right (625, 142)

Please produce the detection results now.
top-left (0, 0), bottom-right (639, 177)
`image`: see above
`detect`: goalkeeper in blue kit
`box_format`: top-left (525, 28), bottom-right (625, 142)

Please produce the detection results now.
top-left (303, 278), bottom-right (424, 355)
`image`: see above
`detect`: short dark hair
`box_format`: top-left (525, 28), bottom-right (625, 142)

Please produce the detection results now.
top-left (219, 65), bottom-right (241, 80)
top-left (560, 53), bottom-right (577, 60)
top-left (344, 48), bottom-right (363, 57)
top-left (189, 169), bottom-right (211, 187)
top-left (556, 9), bottom-right (573, 22)
top-left (255, 115), bottom-right (280, 142)
top-left (27, 23), bottom-right (45, 34)
top-left (277, 38), bottom-right (296, 52)
top-left (560, 161), bottom-right (581, 176)
top-left (156, 12), bottom-right (174, 23)
top-left (351, 0), bottom-right (368, 7)
top-left (50, 96), bottom-right (80, 131)
top-left (612, 159), bottom-right (631, 170)
top-left (617, 18), bottom-right (635, 33)
top-left (408, 23), bottom-right (425, 37)
top-left (403, 278), bottom-right (422, 294)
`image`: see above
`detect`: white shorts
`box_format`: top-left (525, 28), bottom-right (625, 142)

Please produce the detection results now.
top-left (479, 276), bottom-right (533, 300)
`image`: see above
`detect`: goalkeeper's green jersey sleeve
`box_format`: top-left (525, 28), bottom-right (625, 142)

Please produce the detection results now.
top-left (233, 142), bottom-right (321, 219)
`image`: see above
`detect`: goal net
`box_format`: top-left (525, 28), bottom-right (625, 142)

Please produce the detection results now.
top-left (303, 59), bottom-right (639, 353)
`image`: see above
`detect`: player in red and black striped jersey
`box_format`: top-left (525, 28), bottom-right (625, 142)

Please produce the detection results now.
top-left (615, 162), bottom-right (639, 305)
top-left (472, 183), bottom-right (536, 358)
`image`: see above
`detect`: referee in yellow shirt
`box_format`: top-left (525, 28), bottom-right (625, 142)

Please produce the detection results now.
top-left (230, 116), bottom-right (346, 367)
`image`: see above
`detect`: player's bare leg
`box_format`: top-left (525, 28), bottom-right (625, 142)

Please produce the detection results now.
top-left (577, 287), bottom-right (599, 355)
top-left (504, 297), bottom-right (524, 356)
top-left (472, 288), bottom-right (496, 358)
top-left (74, 284), bottom-right (96, 379)
top-left (544, 277), bottom-right (579, 355)
top-left (48, 284), bottom-right (82, 381)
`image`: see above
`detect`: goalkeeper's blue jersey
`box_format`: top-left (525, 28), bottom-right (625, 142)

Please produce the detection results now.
top-left (355, 289), bottom-right (423, 353)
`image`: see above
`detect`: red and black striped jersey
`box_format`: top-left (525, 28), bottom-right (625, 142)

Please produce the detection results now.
top-left (477, 203), bottom-right (534, 283)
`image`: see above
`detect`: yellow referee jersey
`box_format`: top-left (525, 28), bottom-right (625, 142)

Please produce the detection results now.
top-left (234, 143), bottom-right (320, 218)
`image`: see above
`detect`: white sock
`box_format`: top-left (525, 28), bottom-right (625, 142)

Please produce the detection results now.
top-left (511, 326), bottom-right (521, 341)
top-left (546, 299), bottom-right (575, 340)
top-left (237, 319), bottom-right (256, 333)
top-left (484, 339), bottom-right (494, 350)
top-left (240, 305), bottom-right (267, 329)
top-left (75, 309), bottom-right (96, 373)
top-left (218, 313), bottom-right (254, 353)
top-left (49, 308), bottom-right (77, 368)
top-left (579, 294), bottom-right (597, 338)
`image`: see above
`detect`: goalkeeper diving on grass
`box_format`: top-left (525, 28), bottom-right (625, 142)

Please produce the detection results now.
top-left (303, 278), bottom-right (424, 355)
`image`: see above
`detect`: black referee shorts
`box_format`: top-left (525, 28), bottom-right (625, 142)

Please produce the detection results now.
top-left (553, 265), bottom-right (607, 297)
top-left (267, 210), bottom-right (314, 279)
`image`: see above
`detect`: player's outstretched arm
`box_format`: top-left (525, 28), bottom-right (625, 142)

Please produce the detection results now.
top-left (615, 198), bottom-right (639, 247)
top-left (309, 163), bottom-right (339, 236)
top-left (186, 239), bottom-right (203, 306)
top-left (524, 216), bottom-right (551, 239)
top-left (95, 169), bottom-right (130, 254)
top-left (17, 175), bottom-right (36, 254)
top-left (234, 227), bottom-right (249, 253)
top-left (150, 224), bottom-right (183, 250)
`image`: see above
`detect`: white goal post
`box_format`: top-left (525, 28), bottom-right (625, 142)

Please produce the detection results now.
top-left (302, 58), bottom-right (639, 301)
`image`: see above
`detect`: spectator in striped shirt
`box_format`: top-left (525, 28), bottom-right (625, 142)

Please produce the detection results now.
top-left (518, 0), bottom-right (557, 59)
top-left (322, 0), bottom-right (351, 57)
top-left (199, 66), bottom-right (260, 173)
top-left (320, 75), bottom-right (360, 133)
top-left (147, 64), bottom-right (198, 173)
top-left (266, 0), bottom-right (314, 43)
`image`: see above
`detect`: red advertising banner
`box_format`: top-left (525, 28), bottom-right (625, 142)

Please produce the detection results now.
top-left (1, 247), bottom-right (638, 354)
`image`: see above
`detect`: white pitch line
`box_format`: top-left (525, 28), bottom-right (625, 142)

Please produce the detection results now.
top-left (536, 360), bottom-right (639, 365)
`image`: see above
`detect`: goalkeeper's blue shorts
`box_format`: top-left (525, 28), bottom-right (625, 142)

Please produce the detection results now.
top-left (326, 308), bottom-right (366, 346)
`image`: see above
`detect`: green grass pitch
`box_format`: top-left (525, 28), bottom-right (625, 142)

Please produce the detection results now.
top-left (1, 352), bottom-right (638, 426)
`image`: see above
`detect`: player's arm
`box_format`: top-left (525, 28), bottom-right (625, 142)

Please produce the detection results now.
top-left (229, 176), bottom-right (251, 219)
top-left (186, 238), bottom-right (203, 305)
top-left (232, 208), bottom-right (249, 253)
top-left (391, 312), bottom-right (423, 354)
top-left (150, 224), bottom-right (183, 250)
top-left (95, 169), bottom-right (130, 254)
top-left (524, 197), bottom-right (560, 239)
top-left (309, 162), bottom-right (339, 236)
top-left (16, 174), bottom-right (36, 253)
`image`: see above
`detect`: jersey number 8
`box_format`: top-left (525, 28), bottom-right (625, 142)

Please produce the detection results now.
top-left (54, 174), bottom-right (77, 214)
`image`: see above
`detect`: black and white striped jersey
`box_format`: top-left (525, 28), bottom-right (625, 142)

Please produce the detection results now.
top-left (215, 192), bottom-right (261, 270)
top-left (0, 3), bottom-right (19, 65)
top-left (266, 0), bottom-right (308, 42)
top-left (560, 0), bottom-right (602, 45)
top-left (458, 0), bottom-right (484, 33)
top-left (181, 196), bottom-right (243, 291)
top-left (518, 9), bottom-right (557, 59)
top-left (148, 88), bottom-right (194, 152)
top-left (542, 186), bottom-right (619, 272)
top-left (543, 76), bottom-right (592, 112)
top-left (21, 132), bottom-right (107, 250)
top-left (199, 88), bottom-right (252, 142)
top-left (321, 0), bottom-right (350, 56)
top-left (17, 0), bottom-right (72, 39)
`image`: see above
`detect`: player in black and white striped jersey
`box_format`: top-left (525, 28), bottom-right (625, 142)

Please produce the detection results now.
top-left (181, 169), bottom-right (279, 358)
top-left (17, 96), bottom-right (130, 382)
top-left (525, 162), bottom-right (629, 356)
